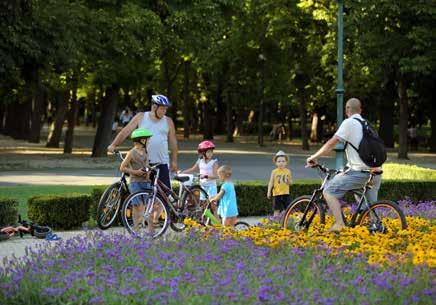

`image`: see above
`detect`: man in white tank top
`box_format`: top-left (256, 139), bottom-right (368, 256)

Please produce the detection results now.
top-left (108, 94), bottom-right (178, 188)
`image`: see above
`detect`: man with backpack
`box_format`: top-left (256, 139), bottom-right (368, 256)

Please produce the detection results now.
top-left (306, 98), bottom-right (386, 232)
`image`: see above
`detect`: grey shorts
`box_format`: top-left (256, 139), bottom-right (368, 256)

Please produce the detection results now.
top-left (323, 170), bottom-right (381, 203)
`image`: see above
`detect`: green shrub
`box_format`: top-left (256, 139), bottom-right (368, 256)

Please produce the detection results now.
top-left (89, 187), bottom-right (106, 221)
top-left (28, 194), bottom-right (92, 230)
top-left (0, 199), bottom-right (18, 226)
top-left (90, 180), bottom-right (436, 217)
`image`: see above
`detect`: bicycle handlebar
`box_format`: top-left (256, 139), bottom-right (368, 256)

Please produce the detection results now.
top-left (307, 162), bottom-right (340, 175)
top-left (309, 162), bottom-right (382, 177)
top-left (141, 163), bottom-right (162, 173)
top-left (113, 150), bottom-right (125, 162)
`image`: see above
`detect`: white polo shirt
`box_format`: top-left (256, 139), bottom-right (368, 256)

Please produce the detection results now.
top-left (335, 113), bottom-right (369, 171)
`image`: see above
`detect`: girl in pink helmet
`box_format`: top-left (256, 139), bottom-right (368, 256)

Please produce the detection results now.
top-left (181, 140), bottom-right (219, 200)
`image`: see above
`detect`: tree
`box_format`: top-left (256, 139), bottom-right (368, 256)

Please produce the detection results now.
top-left (348, 0), bottom-right (436, 158)
top-left (88, 1), bottom-right (162, 157)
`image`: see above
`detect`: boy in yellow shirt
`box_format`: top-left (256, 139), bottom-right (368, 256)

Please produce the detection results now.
top-left (267, 151), bottom-right (292, 217)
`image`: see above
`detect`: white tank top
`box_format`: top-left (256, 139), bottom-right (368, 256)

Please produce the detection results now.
top-left (197, 158), bottom-right (218, 187)
top-left (138, 112), bottom-right (169, 164)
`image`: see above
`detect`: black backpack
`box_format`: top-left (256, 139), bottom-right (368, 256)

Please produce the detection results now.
top-left (346, 118), bottom-right (387, 167)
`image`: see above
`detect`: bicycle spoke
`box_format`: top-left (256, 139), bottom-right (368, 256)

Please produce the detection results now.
top-left (97, 183), bottom-right (123, 229)
top-left (359, 201), bottom-right (407, 234)
top-left (121, 192), bottom-right (169, 239)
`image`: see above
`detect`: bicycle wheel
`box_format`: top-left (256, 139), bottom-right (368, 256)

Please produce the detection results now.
top-left (97, 182), bottom-right (125, 230)
top-left (121, 191), bottom-right (169, 239)
top-left (234, 221), bottom-right (250, 231)
top-left (281, 195), bottom-right (325, 232)
top-left (358, 200), bottom-right (407, 233)
top-left (172, 185), bottom-right (209, 231)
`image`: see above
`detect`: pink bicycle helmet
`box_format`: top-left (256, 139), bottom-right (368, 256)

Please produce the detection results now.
top-left (198, 140), bottom-right (215, 153)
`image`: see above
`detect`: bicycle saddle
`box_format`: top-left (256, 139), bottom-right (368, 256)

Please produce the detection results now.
top-left (370, 169), bottom-right (383, 175)
top-left (174, 175), bottom-right (190, 182)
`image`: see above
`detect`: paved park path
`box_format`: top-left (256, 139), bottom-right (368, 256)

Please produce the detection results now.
top-left (0, 154), bottom-right (333, 185)
top-left (1, 126), bottom-right (435, 186)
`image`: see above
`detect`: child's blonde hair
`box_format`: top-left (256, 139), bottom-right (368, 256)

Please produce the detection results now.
top-left (217, 165), bottom-right (232, 177)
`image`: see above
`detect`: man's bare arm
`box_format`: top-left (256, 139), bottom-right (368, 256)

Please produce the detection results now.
top-left (307, 136), bottom-right (340, 164)
top-left (167, 117), bottom-right (178, 171)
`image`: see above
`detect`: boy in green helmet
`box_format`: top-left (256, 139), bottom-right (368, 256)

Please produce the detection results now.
top-left (120, 128), bottom-right (153, 231)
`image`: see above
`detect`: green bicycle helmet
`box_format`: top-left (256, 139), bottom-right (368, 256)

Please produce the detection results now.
top-left (131, 128), bottom-right (153, 141)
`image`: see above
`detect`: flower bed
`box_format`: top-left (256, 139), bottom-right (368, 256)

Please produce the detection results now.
top-left (0, 201), bottom-right (434, 305)
top-left (198, 200), bottom-right (436, 267)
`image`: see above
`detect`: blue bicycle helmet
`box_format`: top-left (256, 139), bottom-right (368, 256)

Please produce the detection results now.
top-left (152, 94), bottom-right (171, 107)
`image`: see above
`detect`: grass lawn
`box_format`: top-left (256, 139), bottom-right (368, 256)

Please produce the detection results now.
top-left (382, 163), bottom-right (436, 180)
top-left (0, 185), bottom-right (101, 219)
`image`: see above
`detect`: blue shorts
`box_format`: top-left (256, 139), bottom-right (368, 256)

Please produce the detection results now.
top-left (129, 181), bottom-right (152, 205)
top-left (324, 170), bottom-right (381, 203)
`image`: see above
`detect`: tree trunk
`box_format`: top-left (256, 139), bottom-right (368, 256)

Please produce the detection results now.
top-left (0, 101), bottom-right (5, 132)
top-left (28, 82), bottom-right (45, 143)
top-left (202, 101), bottom-right (213, 140)
top-left (379, 78), bottom-right (395, 148)
top-left (398, 77), bottom-right (408, 159)
top-left (92, 84), bottom-right (119, 157)
top-left (215, 76), bottom-right (225, 134)
top-left (226, 91), bottom-right (234, 143)
top-left (287, 116), bottom-right (293, 141)
top-left (93, 86), bottom-right (104, 128)
top-left (299, 97), bottom-right (309, 150)
top-left (46, 90), bottom-right (69, 148)
top-left (431, 101), bottom-right (436, 152)
top-left (257, 68), bottom-right (265, 147)
top-left (164, 58), bottom-right (180, 128)
top-left (257, 100), bottom-right (264, 146)
top-left (202, 73), bottom-right (213, 140)
top-left (64, 75), bottom-right (79, 154)
top-left (123, 86), bottom-right (131, 109)
top-left (183, 60), bottom-right (191, 139)
top-left (233, 109), bottom-right (244, 137)
top-left (5, 95), bottom-right (32, 140)
top-left (310, 112), bottom-right (319, 143)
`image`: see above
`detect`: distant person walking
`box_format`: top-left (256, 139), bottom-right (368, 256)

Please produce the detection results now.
top-left (120, 107), bottom-right (133, 127)
top-left (108, 95), bottom-right (178, 189)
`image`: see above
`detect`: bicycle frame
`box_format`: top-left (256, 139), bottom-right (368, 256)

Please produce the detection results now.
top-left (298, 168), bottom-right (334, 229)
top-left (298, 165), bottom-right (379, 230)
top-left (114, 151), bottom-right (130, 196)
top-left (203, 208), bottom-right (221, 226)
top-left (144, 167), bottom-right (202, 219)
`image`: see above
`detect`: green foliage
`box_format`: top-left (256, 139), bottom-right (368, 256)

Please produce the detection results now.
top-left (28, 194), bottom-right (92, 230)
top-left (0, 199), bottom-right (18, 226)
top-left (2, 0), bottom-right (435, 148)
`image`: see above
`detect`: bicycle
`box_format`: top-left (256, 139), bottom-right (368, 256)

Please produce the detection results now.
top-left (201, 200), bottom-right (250, 231)
top-left (281, 163), bottom-right (407, 233)
top-left (120, 164), bottom-right (211, 238)
top-left (96, 150), bottom-right (130, 230)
